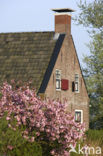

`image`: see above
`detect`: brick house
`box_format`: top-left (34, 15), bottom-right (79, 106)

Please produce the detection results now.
top-left (0, 8), bottom-right (89, 129)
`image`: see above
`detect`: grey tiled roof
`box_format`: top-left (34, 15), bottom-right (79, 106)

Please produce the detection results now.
top-left (0, 31), bottom-right (65, 91)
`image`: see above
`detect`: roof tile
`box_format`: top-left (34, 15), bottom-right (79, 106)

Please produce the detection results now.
top-left (0, 31), bottom-right (58, 90)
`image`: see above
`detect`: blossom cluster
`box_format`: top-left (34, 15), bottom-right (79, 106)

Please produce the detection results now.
top-left (0, 81), bottom-right (85, 156)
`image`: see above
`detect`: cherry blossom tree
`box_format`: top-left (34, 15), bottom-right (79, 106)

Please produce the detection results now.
top-left (0, 81), bottom-right (85, 156)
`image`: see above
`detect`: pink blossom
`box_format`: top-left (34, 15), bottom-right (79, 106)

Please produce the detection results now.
top-left (0, 81), bottom-right (85, 155)
top-left (7, 145), bottom-right (13, 150)
top-left (51, 150), bottom-right (55, 155)
top-left (23, 135), bottom-right (29, 140)
top-left (6, 116), bottom-right (10, 120)
top-left (30, 137), bottom-right (35, 142)
top-left (36, 132), bottom-right (40, 136)
top-left (22, 116), bottom-right (26, 124)
top-left (24, 130), bottom-right (28, 135)
top-left (15, 115), bottom-right (20, 122)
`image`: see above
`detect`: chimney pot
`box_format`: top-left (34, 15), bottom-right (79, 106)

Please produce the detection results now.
top-left (52, 8), bottom-right (75, 35)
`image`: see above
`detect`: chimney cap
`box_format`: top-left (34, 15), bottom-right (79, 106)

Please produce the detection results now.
top-left (52, 8), bottom-right (75, 13)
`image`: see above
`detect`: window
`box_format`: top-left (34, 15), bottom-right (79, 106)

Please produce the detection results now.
top-left (75, 110), bottom-right (83, 123)
top-left (75, 74), bottom-right (79, 93)
top-left (56, 69), bottom-right (61, 90)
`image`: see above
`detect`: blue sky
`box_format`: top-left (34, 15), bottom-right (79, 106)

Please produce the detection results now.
top-left (0, 0), bottom-right (92, 65)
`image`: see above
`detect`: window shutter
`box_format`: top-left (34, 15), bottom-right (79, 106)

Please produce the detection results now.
top-left (61, 79), bottom-right (69, 90)
top-left (72, 81), bottom-right (75, 92)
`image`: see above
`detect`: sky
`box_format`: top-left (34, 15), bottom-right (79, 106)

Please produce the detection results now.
top-left (0, 0), bottom-right (92, 65)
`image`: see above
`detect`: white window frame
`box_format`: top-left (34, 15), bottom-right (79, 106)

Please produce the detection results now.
top-left (75, 110), bottom-right (83, 123)
top-left (56, 69), bottom-right (61, 91)
top-left (75, 74), bottom-right (79, 93)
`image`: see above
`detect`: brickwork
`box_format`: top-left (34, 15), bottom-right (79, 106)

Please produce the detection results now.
top-left (55, 14), bottom-right (71, 35)
top-left (45, 13), bottom-right (89, 129)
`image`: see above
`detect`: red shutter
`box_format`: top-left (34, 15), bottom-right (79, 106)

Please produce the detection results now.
top-left (61, 79), bottom-right (69, 90)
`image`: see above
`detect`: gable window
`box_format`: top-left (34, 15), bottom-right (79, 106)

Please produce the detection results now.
top-left (75, 74), bottom-right (79, 93)
top-left (56, 69), bottom-right (61, 90)
top-left (75, 110), bottom-right (83, 123)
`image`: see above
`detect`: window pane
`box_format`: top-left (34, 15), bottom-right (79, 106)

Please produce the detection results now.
top-left (75, 77), bottom-right (78, 82)
top-left (56, 80), bottom-right (60, 89)
top-left (75, 82), bottom-right (78, 91)
top-left (75, 112), bottom-right (81, 122)
top-left (56, 70), bottom-right (61, 90)
top-left (75, 74), bottom-right (79, 92)
top-left (75, 74), bottom-right (79, 82)
top-left (56, 74), bottom-right (60, 79)
top-left (56, 70), bottom-right (61, 79)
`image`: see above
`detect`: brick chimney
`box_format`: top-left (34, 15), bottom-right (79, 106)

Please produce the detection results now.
top-left (52, 8), bottom-right (75, 35)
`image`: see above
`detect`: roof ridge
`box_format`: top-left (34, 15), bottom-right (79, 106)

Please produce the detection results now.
top-left (0, 31), bottom-right (55, 35)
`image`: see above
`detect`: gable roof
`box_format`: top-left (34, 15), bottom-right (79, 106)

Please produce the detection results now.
top-left (0, 31), bottom-right (65, 92)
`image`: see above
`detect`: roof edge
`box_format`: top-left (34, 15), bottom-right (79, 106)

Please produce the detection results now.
top-left (0, 31), bottom-right (55, 35)
top-left (71, 35), bottom-right (89, 98)
top-left (38, 34), bottom-right (65, 93)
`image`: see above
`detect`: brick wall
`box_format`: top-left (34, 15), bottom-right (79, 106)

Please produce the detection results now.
top-left (45, 34), bottom-right (89, 130)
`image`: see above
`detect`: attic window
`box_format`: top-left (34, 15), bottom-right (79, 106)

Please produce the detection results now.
top-left (56, 69), bottom-right (61, 90)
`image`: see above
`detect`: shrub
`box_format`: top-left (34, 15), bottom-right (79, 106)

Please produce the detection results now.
top-left (0, 81), bottom-right (85, 156)
top-left (0, 114), bottom-right (42, 156)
